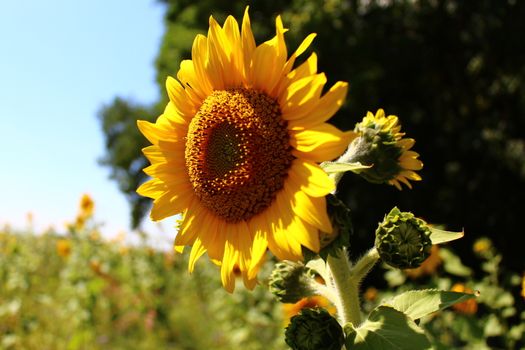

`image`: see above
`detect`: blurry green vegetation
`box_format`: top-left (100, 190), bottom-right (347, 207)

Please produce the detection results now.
top-left (1, 219), bottom-right (523, 348)
top-left (0, 226), bottom-right (286, 350)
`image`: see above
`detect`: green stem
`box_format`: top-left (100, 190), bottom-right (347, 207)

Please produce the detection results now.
top-left (330, 143), bottom-right (359, 188)
top-left (350, 248), bottom-right (380, 283)
top-left (326, 248), bottom-right (362, 327)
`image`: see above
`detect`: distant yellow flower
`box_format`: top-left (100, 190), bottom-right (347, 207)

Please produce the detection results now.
top-left (282, 296), bottom-right (336, 326)
top-left (451, 284), bottom-right (478, 315)
top-left (353, 109), bottom-right (423, 190)
top-left (363, 287), bottom-right (378, 302)
top-left (473, 237), bottom-right (491, 255)
top-left (56, 239), bottom-right (72, 258)
top-left (137, 8), bottom-right (352, 292)
top-left (74, 215), bottom-right (86, 231)
top-left (405, 245), bottom-right (442, 279)
top-left (79, 194), bottom-right (94, 218)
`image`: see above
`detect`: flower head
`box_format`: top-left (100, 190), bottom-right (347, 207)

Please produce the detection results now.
top-left (349, 109), bottom-right (422, 189)
top-left (285, 308), bottom-right (344, 350)
top-left (56, 239), bottom-right (72, 258)
top-left (79, 194), bottom-right (94, 218)
top-left (375, 207), bottom-right (432, 269)
top-left (137, 8), bottom-right (352, 291)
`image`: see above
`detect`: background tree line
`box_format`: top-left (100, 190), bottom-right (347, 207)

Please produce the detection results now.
top-left (99, 0), bottom-right (525, 271)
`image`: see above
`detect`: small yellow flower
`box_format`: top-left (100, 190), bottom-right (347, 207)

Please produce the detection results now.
top-left (473, 237), bottom-right (491, 255)
top-left (363, 287), bottom-right (378, 302)
top-left (405, 245), bottom-right (442, 279)
top-left (79, 193), bottom-right (95, 218)
top-left (56, 239), bottom-right (72, 258)
top-left (451, 284), bottom-right (478, 315)
top-left (282, 296), bottom-right (336, 326)
top-left (137, 8), bottom-right (353, 292)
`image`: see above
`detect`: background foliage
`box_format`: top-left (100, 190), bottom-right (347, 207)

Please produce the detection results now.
top-left (99, 0), bottom-right (525, 272)
top-left (1, 205), bottom-right (523, 349)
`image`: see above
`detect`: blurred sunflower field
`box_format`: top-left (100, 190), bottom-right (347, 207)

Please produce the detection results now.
top-left (2, 195), bottom-right (524, 349)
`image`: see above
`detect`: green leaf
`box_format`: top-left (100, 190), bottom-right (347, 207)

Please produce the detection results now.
top-left (320, 161), bottom-right (372, 174)
top-left (344, 306), bottom-right (432, 350)
top-left (384, 289), bottom-right (478, 320)
top-left (429, 227), bottom-right (464, 244)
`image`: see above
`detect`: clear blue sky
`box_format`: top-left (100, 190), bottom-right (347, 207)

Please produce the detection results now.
top-left (0, 0), bottom-right (173, 242)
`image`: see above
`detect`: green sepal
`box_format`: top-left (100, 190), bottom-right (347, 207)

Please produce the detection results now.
top-left (344, 306), bottom-right (432, 350)
top-left (429, 227), bottom-right (464, 244)
top-left (383, 289), bottom-right (479, 320)
top-left (320, 161), bottom-right (372, 174)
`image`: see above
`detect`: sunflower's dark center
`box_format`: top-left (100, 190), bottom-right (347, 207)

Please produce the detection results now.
top-left (185, 88), bottom-right (294, 223)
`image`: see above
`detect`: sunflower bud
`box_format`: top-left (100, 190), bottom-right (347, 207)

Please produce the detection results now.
top-left (347, 109), bottom-right (422, 189)
top-left (375, 207), bottom-right (432, 269)
top-left (285, 308), bottom-right (344, 350)
top-left (269, 261), bottom-right (317, 303)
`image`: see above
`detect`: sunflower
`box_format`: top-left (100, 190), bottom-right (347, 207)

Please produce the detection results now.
top-left (353, 109), bottom-right (423, 189)
top-left (137, 8), bottom-right (353, 292)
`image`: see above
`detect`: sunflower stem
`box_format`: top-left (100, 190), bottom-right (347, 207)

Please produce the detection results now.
top-left (326, 248), bottom-right (362, 327)
top-left (349, 248), bottom-right (380, 285)
top-left (330, 143), bottom-right (359, 189)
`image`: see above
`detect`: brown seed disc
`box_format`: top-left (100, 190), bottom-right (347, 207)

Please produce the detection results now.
top-left (185, 88), bottom-right (294, 222)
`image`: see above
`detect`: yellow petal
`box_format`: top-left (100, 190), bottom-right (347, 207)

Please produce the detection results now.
top-left (177, 60), bottom-right (207, 104)
top-left (280, 74), bottom-right (326, 119)
top-left (136, 179), bottom-right (166, 199)
top-left (288, 81), bottom-right (348, 130)
top-left (400, 156), bottom-right (423, 171)
top-left (267, 198), bottom-right (303, 261)
top-left (137, 120), bottom-right (177, 145)
top-left (150, 187), bottom-right (193, 221)
top-left (166, 76), bottom-right (197, 117)
top-left (289, 216), bottom-right (320, 253)
top-left (188, 238), bottom-right (206, 273)
top-left (221, 226), bottom-right (239, 293)
top-left (175, 199), bottom-right (205, 247)
top-left (288, 159), bottom-right (334, 197)
top-left (191, 34), bottom-right (213, 95)
top-left (251, 16), bottom-right (287, 95)
top-left (283, 180), bottom-right (332, 233)
top-left (247, 216), bottom-right (268, 279)
top-left (241, 7), bottom-right (256, 81)
top-left (291, 124), bottom-right (355, 162)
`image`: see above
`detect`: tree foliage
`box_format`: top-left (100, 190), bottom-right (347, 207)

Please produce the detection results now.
top-left (98, 0), bottom-right (525, 268)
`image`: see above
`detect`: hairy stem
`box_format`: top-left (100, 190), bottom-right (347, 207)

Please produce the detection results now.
top-left (326, 248), bottom-right (362, 326)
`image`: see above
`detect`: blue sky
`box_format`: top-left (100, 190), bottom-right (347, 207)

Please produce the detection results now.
top-left (0, 0), bottom-right (173, 242)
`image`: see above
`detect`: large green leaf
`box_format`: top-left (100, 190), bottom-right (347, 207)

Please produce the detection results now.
top-left (320, 161), bottom-right (372, 174)
top-left (429, 227), bottom-right (464, 244)
top-left (384, 289), bottom-right (478, 320)
top-left (344, 306), bottom-right (431, 350)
